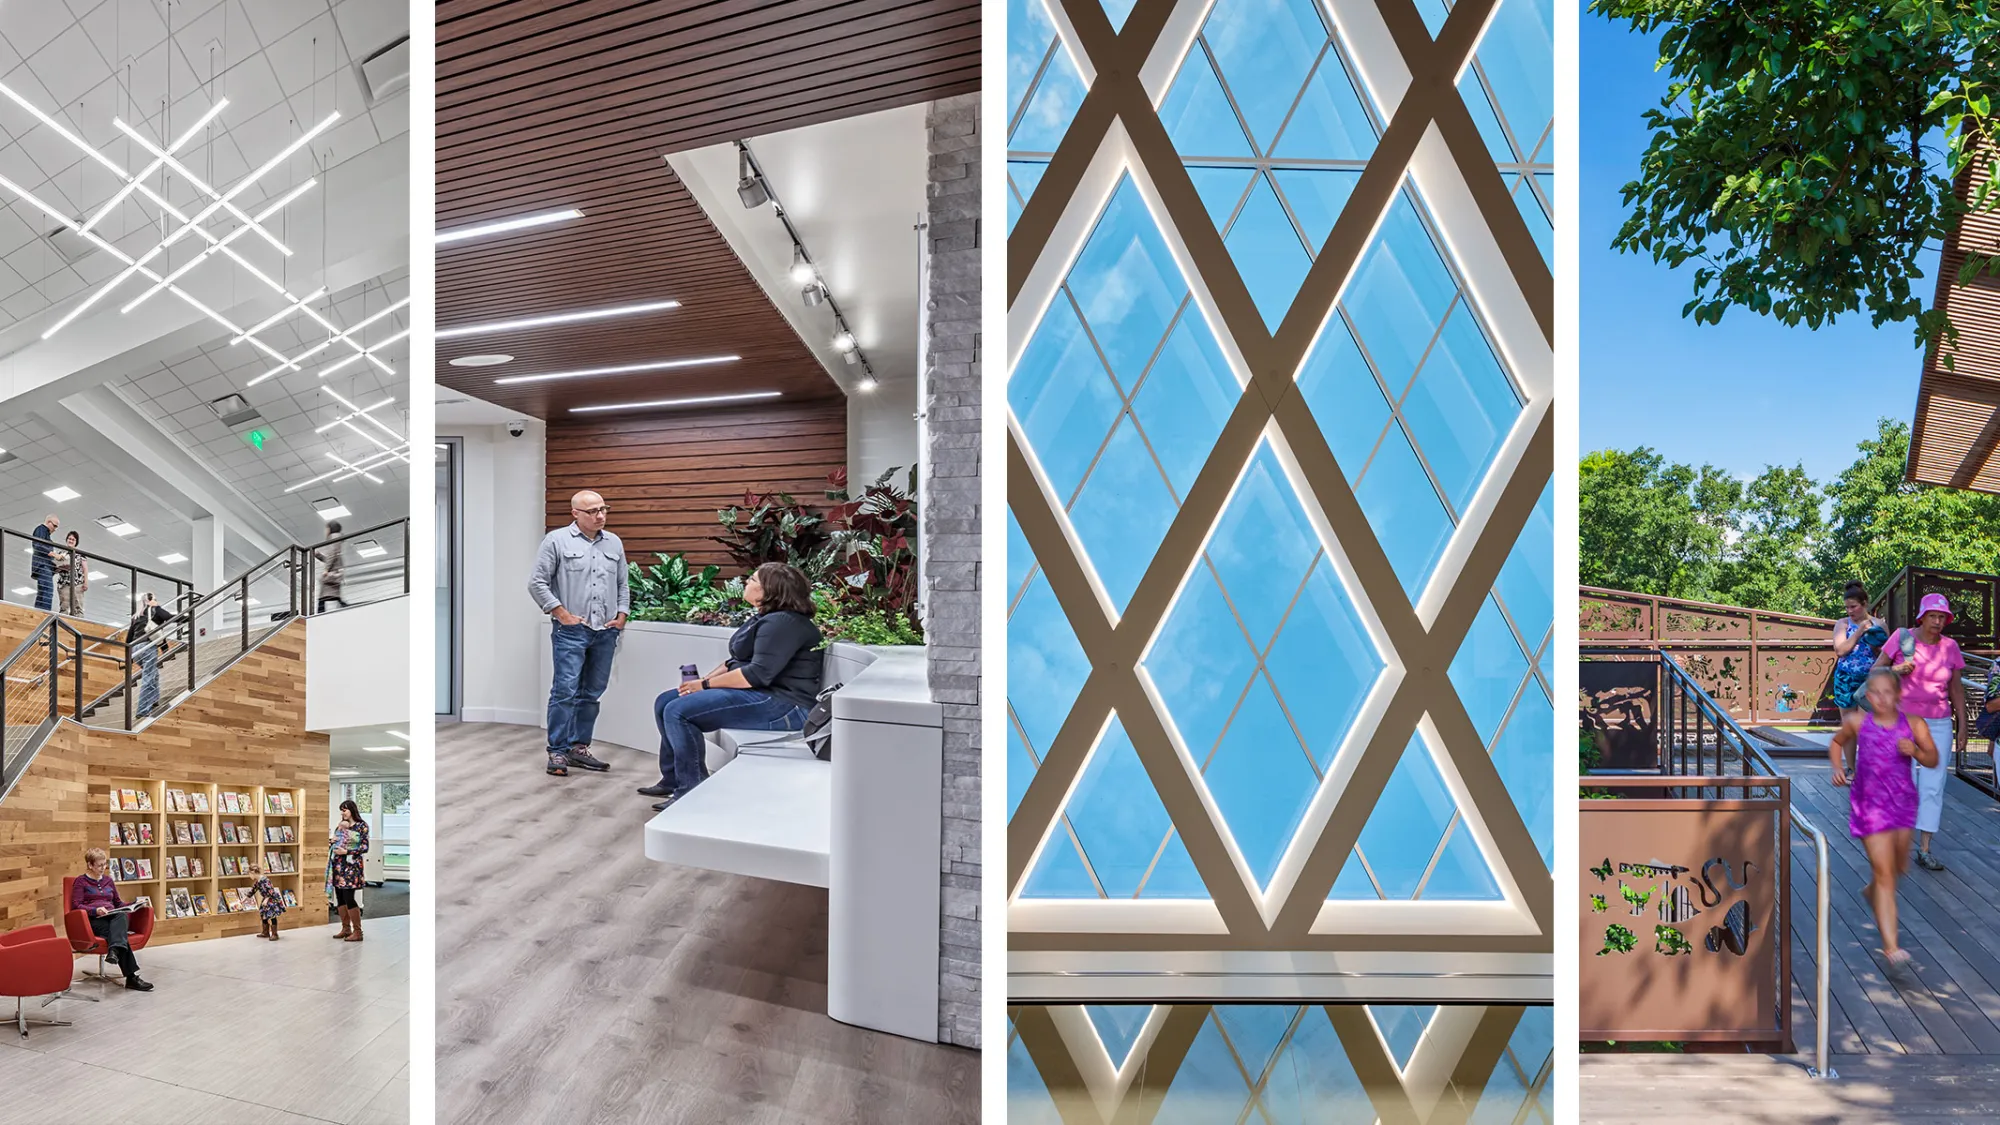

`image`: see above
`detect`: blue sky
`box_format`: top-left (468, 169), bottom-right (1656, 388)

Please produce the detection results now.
top-left (1579, 13), bottom-right (1936, 484)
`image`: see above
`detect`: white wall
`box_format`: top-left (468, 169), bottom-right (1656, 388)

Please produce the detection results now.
top-left (305, 597), bottom-right (411, 731)
top-left (446, 422), bottom-right (549, 725)
top-left (849, 381), bottom-right (921, 491)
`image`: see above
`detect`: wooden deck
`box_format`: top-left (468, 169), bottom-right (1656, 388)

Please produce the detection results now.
top-left (1585, 757), bottom-right (2000, 1120)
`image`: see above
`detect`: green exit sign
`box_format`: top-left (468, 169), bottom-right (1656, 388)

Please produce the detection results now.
top-left (243, 429), bottom-right (266, 450)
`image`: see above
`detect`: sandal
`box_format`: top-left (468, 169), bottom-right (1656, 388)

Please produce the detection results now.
top-left (1885, 948), bottom-right (1913, 969)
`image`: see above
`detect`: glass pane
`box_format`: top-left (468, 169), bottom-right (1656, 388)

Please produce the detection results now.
top-left (435, 441), bottom-right (456, 715)
top-left (1068, 415), bottom-right (1177, 613)
top-left (1400, 304), bottom-right (1521, 514)
top-left (1086, 1004), bottom-right (1150, 1067)
top-left (1369, 1005), bottom-right (1436, 1067)
top-left (1203, 0), bottom-right (1326, 152)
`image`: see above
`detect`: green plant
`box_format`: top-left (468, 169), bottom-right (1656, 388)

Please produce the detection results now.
top-left (820, 609), bottom-right (926, 647)
top-left (712, 491), bottom-right (827, 572)
top-left (1580, 728), bottom-right (1603, 775)
top-left (627, 552), bottom-right (719, 615)
top-left (820, 466), bottom-right (921, 627)
top-left (630, 603), bottom-right (686, 623)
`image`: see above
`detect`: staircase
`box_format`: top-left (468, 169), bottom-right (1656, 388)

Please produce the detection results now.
top-left (0, 517), bottom-right (409, 800)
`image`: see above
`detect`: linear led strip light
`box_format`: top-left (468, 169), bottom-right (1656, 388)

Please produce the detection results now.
top-left (248, 296), bottom-right (413, 387)
top-left (0, 79), bottom-right (339, 340)
top-left (435, 208), bottom-right (583, 244)
top-left (569, 391), bottom-right (781, 413)
top-left (436, 299), bottom-right (680, 339)
top-left (0, 80), bottom-right (397, 395)
top-left (282, 445), bottom-right (410, 494)
top-left (281, 389), bottom-right (411, 493)
top-left (493, 354), bottom-right (739, 384)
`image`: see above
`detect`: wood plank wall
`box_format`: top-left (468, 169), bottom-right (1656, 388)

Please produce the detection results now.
top-left (544, 399), bottom-right (848, 571)
top-left (0, 614), bottom-right (329, 944)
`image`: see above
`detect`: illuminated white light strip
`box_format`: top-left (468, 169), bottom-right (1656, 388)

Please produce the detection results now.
top-left (327, 451), bottom-right (387, 484)
top-left (493, 354), bottom-right (740, 385)
top-left (248, 297), bottom-right (413, 387)
top-left (233, 288), bottom-right (328, 343)
top-left (435, 208), bottom-right (584, 244)
top-left (436, 299), bottom-right (680, 339)
top-left (320, 389), bottom-right (406, 442)
top-left (569, 391), bottom-right (782, 413)
top-left (83, 100), bottom-right (228, 233)
top-left (114, 118), bottom-right (292, 257)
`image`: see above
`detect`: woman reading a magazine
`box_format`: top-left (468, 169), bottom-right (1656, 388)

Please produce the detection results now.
top-left (72, 849), bottom-right (152, 991)
top-left (327, 799), bottom-right (369, 942)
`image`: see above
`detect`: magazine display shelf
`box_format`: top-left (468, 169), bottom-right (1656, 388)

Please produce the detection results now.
top-left (100, 779), bottom-right (306, 937)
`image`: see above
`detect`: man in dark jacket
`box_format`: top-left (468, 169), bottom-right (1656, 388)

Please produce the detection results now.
top-left (30, 514), bottom-right (57, 611)
top-left (128, 593), bottom-right (172, 717)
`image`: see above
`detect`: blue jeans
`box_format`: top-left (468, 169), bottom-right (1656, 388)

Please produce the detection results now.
top-left (135, 642), bottom-right (159, 716)
top-left (654, 688), bottom-right (808, 794)
top-left (31, 567), bottom-right (52, 612)
top-left (548, 624), bottom-right (619, 753)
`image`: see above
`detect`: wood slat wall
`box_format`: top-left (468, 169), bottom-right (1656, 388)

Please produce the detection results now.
top-left (545, 400), bottom-right (848, 570)
top-left (0, 610), bottom-right (329, 944)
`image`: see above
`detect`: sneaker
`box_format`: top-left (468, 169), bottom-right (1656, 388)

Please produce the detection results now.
top-left (636, 782), bottom-right (675, 797)
top-left (567, 746), bottom-right (610, 772)
top-left (546, 751), bottom-right (569, 777)
top-left (124, 976), bottom-right (153, 991)
top-left (1917, 850), bottom-right (1946, 871)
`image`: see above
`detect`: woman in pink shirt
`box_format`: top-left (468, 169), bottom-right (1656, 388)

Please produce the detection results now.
top-left (1873, 594), bottom-right (1968, 871)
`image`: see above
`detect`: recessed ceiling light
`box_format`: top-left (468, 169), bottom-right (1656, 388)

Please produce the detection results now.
top-left (434, 208), bottom-right (583, 245)
top-left (570, 391), bottom-right (782, 414)
top-left (355, 540), bottom-right (387, 558)
top-left (493, 355), bottom-right (741, 386)
top-left (448, 354), bottom-right (513, 368)
top-left (388, 730), bottom-right (409, 741)
top-left (331, 768), bottom-right (360, 777)
top-left (311, 497), bottom-right (350, 519)
top-left (93, 514), bottom-right (121, 528)
top-left (362, 746), bottom-right (400, 752)
top-left (158, 553), bottom-right (187, 564)
top-left (9, 587), bottom-right (32, 596)
top-left (43, 486), bottom-right (78, 502)
top-left (436, 300), bottom-right (680, 340)
top-left (107, 523), bottom-right (140, 537)
top-left (87, 571), bottom-right (106, 581)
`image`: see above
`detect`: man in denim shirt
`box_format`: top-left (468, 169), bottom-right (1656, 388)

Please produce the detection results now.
top-left (528, 491), bottom-right (629, 776)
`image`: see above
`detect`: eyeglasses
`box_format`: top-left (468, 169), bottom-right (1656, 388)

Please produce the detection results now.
top-left (575, 506), bottom-right (610, 516)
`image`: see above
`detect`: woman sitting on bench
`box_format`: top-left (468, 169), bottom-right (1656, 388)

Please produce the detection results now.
top-left (638, 562), bottom-right (824, 811)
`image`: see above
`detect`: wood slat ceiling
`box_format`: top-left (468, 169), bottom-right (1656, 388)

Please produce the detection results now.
top-left (1913, 150), bottom-right (2000, 493)
top-left (434, 0), bottom-right (981, 418)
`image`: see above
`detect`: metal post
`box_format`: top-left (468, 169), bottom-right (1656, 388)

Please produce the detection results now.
top-left (71, 629), bottom-right (81, 720)
top-left (403, 520), bottom-right (411, 594)
top-left (240, 576), bottom-right (249, 650)
top-left (45, 627), bottom-right (56, 719)
top-left (122, 638), bottom-right (132, 732)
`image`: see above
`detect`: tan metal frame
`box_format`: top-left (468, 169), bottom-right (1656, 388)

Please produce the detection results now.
top-left (1010, 1003), bottom-right (1544, 1125)
top-left (1007, 0), bottom-right (1553, 990)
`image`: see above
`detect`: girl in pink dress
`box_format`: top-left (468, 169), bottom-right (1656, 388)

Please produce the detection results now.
top-left (1831, 668), bottom-right (1939, 967)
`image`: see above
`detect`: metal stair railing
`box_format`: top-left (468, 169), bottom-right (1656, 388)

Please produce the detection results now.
top-left (0, 525), bottom-right (193, 625)
top-left (0, 518), bottom-right (409, 784)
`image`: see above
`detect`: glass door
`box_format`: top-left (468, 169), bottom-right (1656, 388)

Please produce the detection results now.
top-left (436, 439), bottom-right (461, 718)
top-left (335, 781), bottom-right (411, 883)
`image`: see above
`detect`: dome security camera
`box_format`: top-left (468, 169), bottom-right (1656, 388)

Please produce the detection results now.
top-left (506, 421), bottom-right (526, 437)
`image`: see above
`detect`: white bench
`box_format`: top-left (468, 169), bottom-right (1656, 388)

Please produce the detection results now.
top-left (641, 644), bottom-right (944, 1043)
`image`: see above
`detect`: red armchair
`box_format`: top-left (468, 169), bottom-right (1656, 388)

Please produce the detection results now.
top-left (62, 876), bottom-right (153, 991)
top-left (0, 925), bottom-right (76, 1036)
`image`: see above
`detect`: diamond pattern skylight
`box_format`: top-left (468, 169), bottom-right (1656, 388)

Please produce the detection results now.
top-left (1459, 482), bottom-right (1554, 868)
top-left (1157, 0), bottom-right (1383, 328)
top-left (1330, 732), bottom-right (1502, 901)
top-left (1023, 716), bottom-right (1205, 898)
top-left (1008, 0), bottom-right (1089, 227)
top-left (1010, 177), bottom-right (1240, 614)
top-left (1140, 442), bottom-right (1386, 890)
top-left (1434, 0), bottom-right (1554, 263)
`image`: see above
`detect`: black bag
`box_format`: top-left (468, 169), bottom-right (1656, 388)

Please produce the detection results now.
top-left (802, 683), bottom-right (842, 761)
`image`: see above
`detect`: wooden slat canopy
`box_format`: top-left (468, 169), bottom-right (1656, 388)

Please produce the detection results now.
top-left (1912, 150), bottom-right (2000, 493)
top-left (435, 0), bottom-right (980, 418)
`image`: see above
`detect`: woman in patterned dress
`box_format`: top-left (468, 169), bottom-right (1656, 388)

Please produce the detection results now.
top-left (327, 799), bottom-right (369, 943)
top-left (1830, 580), bottom-right (1887, 715)
top-left (251, 863), bottom-right (285, 941)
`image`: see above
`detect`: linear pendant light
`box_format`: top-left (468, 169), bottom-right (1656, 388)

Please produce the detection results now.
top-left (570, 391), bottom-right (781, 414)
top-left (436, 300), bottom-right (680, 339)
top-left (494, 355), bottom-right (740, 385)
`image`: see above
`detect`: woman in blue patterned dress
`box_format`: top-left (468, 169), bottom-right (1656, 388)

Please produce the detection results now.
top-left (1832, 581), bottom-right (1888, 715)
top-left (327, 800), bottom-right (369, 943)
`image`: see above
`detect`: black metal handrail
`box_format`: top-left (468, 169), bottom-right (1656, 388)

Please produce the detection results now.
top-left (0, 518), bottom-right (410, 787)
top-left (0, 525), bottom-right (193, 622)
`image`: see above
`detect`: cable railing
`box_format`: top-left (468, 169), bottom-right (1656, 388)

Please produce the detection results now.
top-left (1583, 648), bottom-right (1833, 1078)
top-left (0, 519), bottom-right (409, 791)
top-left (0, 525), bottom-right (194, 626)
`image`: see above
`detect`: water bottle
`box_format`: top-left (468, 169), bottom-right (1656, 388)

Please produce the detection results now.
top-left (680, 663), bottom-right (699, 685)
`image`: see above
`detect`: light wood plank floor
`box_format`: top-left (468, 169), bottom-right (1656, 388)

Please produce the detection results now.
top-left (0, 914), bottom-right (409, 1124)
top-left (434, 722), bottom-right (979, 1125)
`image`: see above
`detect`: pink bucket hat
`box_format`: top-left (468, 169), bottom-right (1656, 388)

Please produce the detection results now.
top-left (1918, 593), bottom-right (1954, 625)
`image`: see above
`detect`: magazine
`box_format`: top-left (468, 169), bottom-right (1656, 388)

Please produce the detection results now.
top-left (118, 788), bottom-right (136, 810)
top-left (281, 889), bottom-right (298, 908)
top-left (189, 858), bottom-right (204, 878)
top-left (190, 822), bottom-right (206, 845)
top-left (191, 793), bottom-right (209, 813)
top-left (122, 823), bottom-right (138, 845)
top-left (170, 888), bottom-right (192, 915)
top-left (137, 823), bottom-right (153, 845)
top-left (119, 858), bottom-right (136, 879)
top-left (173, 822), bottom-right (192, 845)
top-left (281, 825), bottom-right (295, 843)
top-left (192, 894), bottom-right (209, 916)
top-left (135, 790), bottom-right (152, 811)
top-left (108, 822), bottom-right (120, 845)
top-left (135, 859), bottom-right (152, 879)
top-left (222, 792), bottom-right (238, 814)
top-left (279, 792), bottom-right (294, 813)
top-left (170, 856), bottom-right (185, 878)
top-left (165, 789), bottom-right (183, 813)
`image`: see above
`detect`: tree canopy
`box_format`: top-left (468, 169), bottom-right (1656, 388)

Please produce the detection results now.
top-left (1581, 419), bottom-right (2000, 617)
top-left (1590, 0), bottom-right (2000, 354)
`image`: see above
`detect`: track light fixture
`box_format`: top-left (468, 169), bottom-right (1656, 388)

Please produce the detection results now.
top-left (833, 329), bottom-right (856, 352)
top-left (789, 245), bottom-right (814, 285)
top-left (802, 281), bottom-right (827, 306)
top-left (736, 148), bottom-right (770, 209)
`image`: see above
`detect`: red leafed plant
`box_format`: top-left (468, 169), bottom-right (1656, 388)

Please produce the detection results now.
top-left (820, 466), bottom-right (921, 629)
